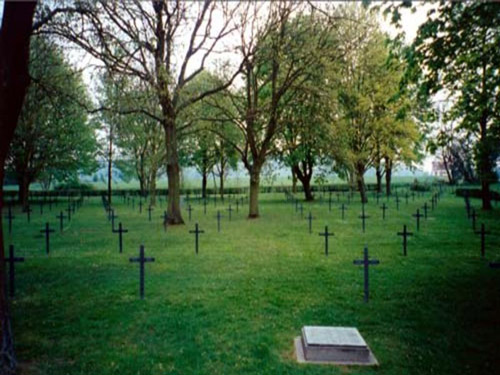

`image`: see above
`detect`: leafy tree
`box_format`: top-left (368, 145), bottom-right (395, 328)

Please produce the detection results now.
top-left (411, 1), bottom-right (500, 209)
top-left (7, 35), bottom-right (97, 208)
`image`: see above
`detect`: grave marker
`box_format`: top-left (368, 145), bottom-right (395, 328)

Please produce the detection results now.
top-left (113, 222), bottom-right (128, 253)
top-left (318, 226), bottom-right (334, 256)
top-left (475, 223), bottom-right (490, 258)
top-left (4, 206), bottom-right (15, 235)
top-left (40, 222), bottom-right (55, 255)
top-left (56, 211), bottom-right (66, 232)
top-left (422, 202), bottom-right (429, 219)
top-left (160, 211), bottom-right (169, 232)
top-left (189, 223), bottom-right (204, 254)
top-left (5, 245), bottom-right (24, 298)
top-left (470, 209), bottom-right (478, 231)
top-left (227, 205), bottom-right (233, 221)
top-left (358, 204), bottom-right (369, 233)
top-left (353, 246), bottom-right (379, 303)
top-left (216, 211), bottom-right (223, 233)
top-left (397, 224), bottom-right (413, 256)
top-left (129, 245), bottom-right (155, 299)
top-left (65, 205), bottom-right (72, 222)
top-left (187, 204), bottom-right (193, 221)
top-left (147, 205), bottom-right (154, 222)
top-left (306, 211), bottom-right (315, 234)
top-left (339, 204), bottom-right (347, 221)
top-left (380, 203), bottom-right (388, 220)
top-left (25, 205), bottom-right (32, 223)
top-left (412, 209), bottom-right (423, 231)
top-left (110, 209), bottom-right (118, 231)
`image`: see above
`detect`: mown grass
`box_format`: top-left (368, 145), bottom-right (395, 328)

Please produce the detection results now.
top-left (3, 187), bottom-right (500, 375)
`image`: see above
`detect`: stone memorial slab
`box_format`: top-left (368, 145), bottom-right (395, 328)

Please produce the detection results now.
top-left (295, 326), bottom-right (378, 365)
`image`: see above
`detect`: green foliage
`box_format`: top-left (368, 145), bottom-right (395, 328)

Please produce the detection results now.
top-left (7, 35), bottom-right (98, 188)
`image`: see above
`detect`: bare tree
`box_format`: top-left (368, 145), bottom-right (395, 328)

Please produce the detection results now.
top-left (44, 0), bottom-right (243, 224)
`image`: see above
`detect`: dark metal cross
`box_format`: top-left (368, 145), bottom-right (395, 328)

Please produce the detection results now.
top-left (187, 205), bottom-right (193, 221)
top-left (412, 209), bottom-right (423, 231)
top-left (227, 205), bottom-right (233, 221)
top-left (376, 193), bottom-right (380, 205)
top-left (113, 222), bottom-right (128, 253)
top-left (39, 202), bottom-right (44, 215)
top-left (203, 199), bottom-right (207, 215)
top-left (475, 223), bottom-right (490, 258)
top-left (340, 203), bottom-right (347, 220)
top-left (353, 246), bottom-right (379, 303)
top-left (189, 223), bottom-right (204, 254)
top-left (25, 205), bottom-right (32, 223)
top-left (397, 224), bottom-right (413, 256)
top-left (147, 205), bottom-right (154, 222)
top-left (56, 211), bottom-right (66, 232)
top-left (65, 205), bottom-right (72, 222)
top-left (318, 225), bottom-right (334, 256)
top-left (422, 202), bottom-right (428, 219)
top-left (405, 192), bottom-right (409, 205)
top-left (5, 245), bottom-right (24, 298)
top-left (359, 204), bottom-right (369, 233)
top-left (160, 211), bottom-right (169, 232)
top-left (306, 211), bottom-right (315, 234)
top-left (470, 209), bottom-right (478, 231)
top-left (5, 206), bottom-right (15, 235)
top-left (380, 203), bottom-right (388, 220)
top-left (40, 222), bottom-right (55, 255)
top-left (328, 196), bottom-right (332, 212)
top-left (110, 209), bottom-right (118, 231)
top-left (236, 200), bottom-right (239, 213)
top-left (139, 201), bottom-right (143, 213)
top-left (129, 245), bottom-right (155, 299)
top-left (395, 196), bottom-right (400, 211)
top-left (299, 204), bottom-right (304, 219)
top-left (216, 210), bottom-right (223, 233)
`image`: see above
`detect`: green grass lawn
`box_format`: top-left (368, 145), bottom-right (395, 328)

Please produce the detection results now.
top-left (3, 189), bottom-right (500, 375)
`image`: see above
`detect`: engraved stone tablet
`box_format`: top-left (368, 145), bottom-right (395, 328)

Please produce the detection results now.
top-left (295, 326), bottom-right (378, 365)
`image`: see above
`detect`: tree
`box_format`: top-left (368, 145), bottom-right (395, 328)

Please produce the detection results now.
top-left (7, 35), bottom-right (98, 209)
top-left (99, 75), bottom-right (165, 205)
top-left (411, 1), bottom-right (500, 209)
top-left (0, 2), bottom-right (37, 373)
top-left (212, 2), bottom-right (338, 217)
top-left (45, 0), bottom-right (244, 224)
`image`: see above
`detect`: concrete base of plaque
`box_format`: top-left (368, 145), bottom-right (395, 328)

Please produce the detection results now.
top-left (295, 326), bottom-right (378, 365)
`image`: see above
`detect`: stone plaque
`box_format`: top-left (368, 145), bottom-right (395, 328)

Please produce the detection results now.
top-left (295, 326), bottom-right (378, 366)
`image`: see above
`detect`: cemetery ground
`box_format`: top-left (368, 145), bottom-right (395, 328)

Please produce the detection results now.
top-left (3, 190), bottom-right (500, 375)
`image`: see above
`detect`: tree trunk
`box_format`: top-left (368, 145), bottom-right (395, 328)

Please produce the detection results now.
top-left (149, 170), bottom-right (157, 206)
top-left (0, 2), bottom-right (37, 373)
top-left (18, 174), bottom-right (30, 210)
top-left (164, 118), bottom-right (184, 224)
top-left (293, 164), bottom-right (314, 201)
top-left (291, 166), bottom-right (297, 194)
top-left (385, 157), bottom-right (392, 197)
top-left (219, 171), bottom-right (224, 201)
top-left (375, 166), bottom-right (382, 193)
top-left (355, 162), bottom-right (368, 204)
top-left (248, 166), bottom-right (261, 218)
top-left (479, 115), bottom-right (492, 210)
top-left (442, 155), bottom-right (454, 185)
top-left (201, 171), bottom-right (207, 198)
top-left (107, 125), bottom-right (113, 205)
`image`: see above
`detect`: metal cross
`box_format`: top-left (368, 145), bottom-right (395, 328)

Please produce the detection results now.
top-left (65, 205), bottom-right (72, 222)
top-left (318, 225), bottom-right (334, 256)
top-left (395, 195), bottom-right (400, 211)
top-left (187, 204), bottom-right (193, 221)
top-left (470, 209), bottom-right (478, 231)
top-left (340, 203), bottom-right (347, 220)
top-left (203, 199), bottom-right (207, 215)
top-left (397, 224), bottom-right (413, 256)
top-left (189, 223), bottom-right (204, 254)
top-left (306, 211), bottom-right (315, 234)
top-left (216, 210), bottom-right (223, 233)
top-left (160, 211), bottom-right (169, 232)
top-left (110, 209), bottom-right (118, 232)
top-left (227, 205), bottom-right (233, 221)
top-left (412, 209), bottom-right (423, 231)
top-left (422, 202), bottom-right (429, 219)
top-left (147, 205), bottom-right (154, 222)
top-left (56, 211), bottom-right (67, 232)
top-left (4, 206), bottom-right (15, 235)
top-left (475, 223), bottom-right (490, 258)
top-left (5, 245), bottom-right (24, 297)
top-left (380, 203), bottom-right (388, 220)
top-left (353, 246), bottom-right (379, 303)
top-left (359, 204), bottom-right (369, 233)
top-left (40, 222), bottom-right (55, 255)
top-left (299, 203), bottom-right (304, 219)
top-left (113, 222), bottom-right (128, 253)
top-left (129, 245), bottom-right (155, 299)
top-left (25, 205), bottom-right (33, 223)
